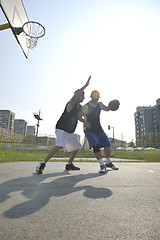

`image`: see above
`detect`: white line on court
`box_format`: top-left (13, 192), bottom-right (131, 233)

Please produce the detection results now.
top-left (149, 170), bottom-right (155, 173)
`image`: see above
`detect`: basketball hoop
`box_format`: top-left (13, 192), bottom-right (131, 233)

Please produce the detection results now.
top-left (13, 21), bottom-right (45, 49)
top-left (23, 21), bottom-right (45, 38)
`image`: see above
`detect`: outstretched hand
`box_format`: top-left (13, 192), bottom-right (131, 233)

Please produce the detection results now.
top-left (85, 75), bottom-right (91, 88)
top-left (88, 75), bottom-right (91, 81)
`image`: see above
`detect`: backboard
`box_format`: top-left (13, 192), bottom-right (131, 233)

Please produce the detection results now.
top-left (0, 0), bottom-right (30, 58)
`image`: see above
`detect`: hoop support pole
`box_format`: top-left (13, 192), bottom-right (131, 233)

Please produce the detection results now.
top-left (0, 23), bottom-right (10, 31)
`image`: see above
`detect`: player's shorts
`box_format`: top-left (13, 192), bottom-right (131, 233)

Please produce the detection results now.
top-left (55, 129), bottom-right (82, 152)
top-left (84, 129), bottom-right (111, 149)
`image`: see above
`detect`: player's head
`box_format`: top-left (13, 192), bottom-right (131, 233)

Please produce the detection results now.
top-left (75, 89), bottom-right (85, 102)
top-left (91, 90), bottom-right (100, 100)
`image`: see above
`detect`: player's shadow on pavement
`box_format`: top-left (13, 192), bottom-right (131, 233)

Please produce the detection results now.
top-left (0, 170), bottom-right (112, 219)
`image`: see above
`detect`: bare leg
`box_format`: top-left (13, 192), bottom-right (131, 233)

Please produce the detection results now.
top-left (94, 151), bottom-right (103, 160)
top-left (103, 146), bottom-right (118, 170)
top-left (94, 150), bottom-right (106, 173)
top-left (65, 149), bottom-right (80, 170)
top-left (104, 146), bottom-right (110, 158)
top-left (68, 149), bottom-right (79, 163)
top-left (44, 145), bottom-right (62, 163)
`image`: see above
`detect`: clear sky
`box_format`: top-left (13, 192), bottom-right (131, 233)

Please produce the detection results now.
top-left (0, 0), bottom-right (160, 143)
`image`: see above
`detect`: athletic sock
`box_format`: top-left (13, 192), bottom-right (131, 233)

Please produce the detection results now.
top-left (106, 157), bottom-right (111, 164)
top-left (98, 159), bottom-right (104, 166)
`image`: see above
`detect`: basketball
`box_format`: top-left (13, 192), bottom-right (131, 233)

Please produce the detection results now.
top-left (108, 99), bottom-right (120, 111)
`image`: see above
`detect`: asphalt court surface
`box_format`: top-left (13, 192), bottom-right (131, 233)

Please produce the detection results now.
top-left (0, 162), bottom-right (160, 240)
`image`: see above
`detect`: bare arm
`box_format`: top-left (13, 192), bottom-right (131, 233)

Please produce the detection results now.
top-left (99, 102), bottom-right (111, 111)
top-left (78, 110), bottom-right (91, 129)
top-left (67, 75), bottom-right (91, 112)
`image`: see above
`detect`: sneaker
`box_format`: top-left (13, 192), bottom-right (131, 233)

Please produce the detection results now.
top-left (36, 162), bottom-right (46, 174)
top-left (65, 163), bottom-right (80, 170)
top-left (99, 164), bottom-right (107, 173)
top-left (105, 162), bottom-right (119, 170)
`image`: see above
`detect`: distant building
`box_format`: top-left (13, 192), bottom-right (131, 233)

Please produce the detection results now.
top-left (36, 136), bottom-right (56, 146)
top-left (14, 119), bottom-right (27, 136)
top-left (0, 110), bottom-right (15, 131)
top-left (27, 126), bottom-right (36, 135)
top-left (134, 98), bottom-right (160, 148)
top-left (108, 138), bottom-right (127, 150)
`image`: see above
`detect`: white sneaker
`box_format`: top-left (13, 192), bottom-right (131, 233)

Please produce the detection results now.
top-left (36, 162), bottom-right (46, 174)
top-left (99, 164), bottom-right (106, 173)
top-left (106, 162), bottom-right (119, 170)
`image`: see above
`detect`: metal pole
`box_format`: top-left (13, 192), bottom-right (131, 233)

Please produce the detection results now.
top-left (113, 127), bottom-right (114, 142)
top-left (36, 110), bottom-right (41, 137)
top-left (36, 119), bottom-right (39, 137)
top-left (0, 23), bottom-right (10, 31)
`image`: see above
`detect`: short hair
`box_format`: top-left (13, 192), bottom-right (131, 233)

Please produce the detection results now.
top-left (91, 90), bottom-right (100, 99)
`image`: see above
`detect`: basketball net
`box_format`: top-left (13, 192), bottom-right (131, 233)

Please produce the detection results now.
top-left (26, 37), bottom-right (38, 49)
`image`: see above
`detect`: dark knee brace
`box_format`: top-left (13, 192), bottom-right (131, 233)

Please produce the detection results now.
top-left (93, 144), bottom-right (100, 153)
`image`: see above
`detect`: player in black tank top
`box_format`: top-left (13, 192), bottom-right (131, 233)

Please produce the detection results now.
top-left (36, 76), bottom-right (91, 173)
top-left (56, 102), bottom-right (81, 133)
top-left (84, 102), bottom-right (103, 133)
top-left (81, 90), bottom-right (119, 172)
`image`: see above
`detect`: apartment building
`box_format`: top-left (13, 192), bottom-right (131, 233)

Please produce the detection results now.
top-left (27, 126), bottom-right (36, 135)
top-left (134, 98), bottom-right (160, 148)
top-left (0, 110), bottom-right (15, 131)
top-left (14, 119), bottom-right (27, 136)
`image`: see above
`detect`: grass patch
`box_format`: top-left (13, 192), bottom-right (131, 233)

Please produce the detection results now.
top-left (0, 151), bottom-right (47, 163)
top-left (111, 150), bottom-right (160, 162)
top-left (0, 150), bottom-right (159, 163)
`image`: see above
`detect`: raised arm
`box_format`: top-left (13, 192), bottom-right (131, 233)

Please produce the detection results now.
top-left (80, 75), bottom-right (91, 92)
top-left (67, 75), bottom-right (91, 112)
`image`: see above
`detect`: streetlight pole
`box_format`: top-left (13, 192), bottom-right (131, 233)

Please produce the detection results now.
top-left (33, 110), bottom-right (42, 137)
top-left (108, 125), bottom-right (115, 149)
top-left (108, 125), bottom-right (114, 142)
top-left (112, 126), bottom-right (114, 143)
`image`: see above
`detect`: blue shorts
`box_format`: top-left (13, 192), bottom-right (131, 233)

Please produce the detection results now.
top-left (84, 129), bottom-right (111, 149)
